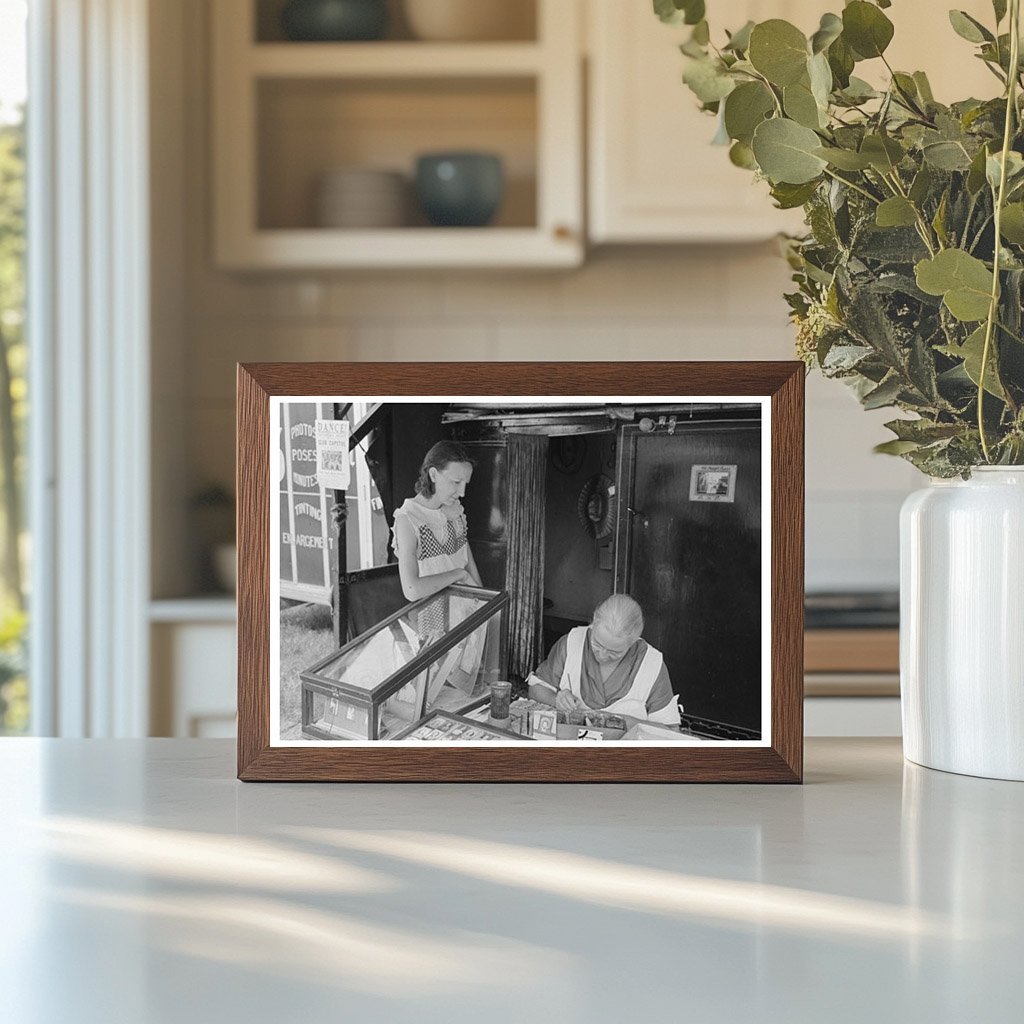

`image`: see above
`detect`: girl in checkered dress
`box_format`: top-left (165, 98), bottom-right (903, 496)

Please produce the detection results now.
top-left (392, 441), bottom-right (482, 636)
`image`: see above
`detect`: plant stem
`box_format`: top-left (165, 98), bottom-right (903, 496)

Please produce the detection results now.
top-left (979, 0), bottom-right (1021, 462)
top-left (881, 54), bottom-right (929, 119)
top-left (884, 170), bottom-right (938, 255)
top-left (997, 318), bottom-right (1024, 345)
top-left (962, 191), bottom-right (979, 249)
top-left (968, 213), bottom-right (994, 254)
top-left (822, 167), bottom-right (880, 205)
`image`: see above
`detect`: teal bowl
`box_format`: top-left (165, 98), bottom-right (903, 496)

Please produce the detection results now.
top-left (281, 0), bottom-right (388, 42)
top-left (415, 153), bottom-right (505, 227)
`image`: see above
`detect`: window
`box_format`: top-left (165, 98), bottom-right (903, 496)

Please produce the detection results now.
top-left (0, 0), bottom-right (27, 734)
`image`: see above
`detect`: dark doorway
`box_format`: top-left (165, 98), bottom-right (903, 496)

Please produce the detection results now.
top-left (615, 419), bottom-right (762, 731)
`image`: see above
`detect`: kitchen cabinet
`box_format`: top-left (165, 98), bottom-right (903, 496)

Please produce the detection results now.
top-left (149, 599), bottom-right (237, 738)
top-left (586, 0), bottom-right (998, 244)
top-left (587, 0), bottom-right (810, 243)
top-left (211, 0), bottom-right (582, 268)
top-left (804, 624), bottom-right (900, 736)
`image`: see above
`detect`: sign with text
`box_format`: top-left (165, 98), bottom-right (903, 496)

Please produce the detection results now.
top-left (316, 417), bottom-right (350, 490)
top-left (280, 402), bottom-right (340, 603)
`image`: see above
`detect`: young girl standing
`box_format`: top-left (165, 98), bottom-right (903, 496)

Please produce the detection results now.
top-left (392, 440), bottom-right (482, 601)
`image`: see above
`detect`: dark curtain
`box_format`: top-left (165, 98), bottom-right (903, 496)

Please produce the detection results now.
top-left (504, 433), bottom-right (548, 680)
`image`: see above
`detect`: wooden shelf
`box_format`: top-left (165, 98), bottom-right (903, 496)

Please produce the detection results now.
top-left (804, 629), bottom-right (899, 674)
top-left (249, 42), bottom-right (544, 78)
top-left (217, 226), bottom-right (580, 270)
top-left (212, 0), bottom-right (582, 269)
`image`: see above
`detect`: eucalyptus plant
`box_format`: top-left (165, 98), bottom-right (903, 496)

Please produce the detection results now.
top-left (656, 0), bottom-right (1024, 476)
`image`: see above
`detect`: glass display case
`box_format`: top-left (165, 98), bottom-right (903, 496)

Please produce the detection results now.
top-left (300, 585), bottom-right (508, 740)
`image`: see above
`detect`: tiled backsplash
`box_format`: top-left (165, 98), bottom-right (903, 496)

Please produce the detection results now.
top-left (180, 247), bottom-right (918, 593)
top-left (151, 0), bottom-right (919, 598)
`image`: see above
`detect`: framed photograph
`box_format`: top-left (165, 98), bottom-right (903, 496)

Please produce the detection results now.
top-left (237, 362), bottom-right (804, 782)
top-left (690, 464), bottom-right (737, 503)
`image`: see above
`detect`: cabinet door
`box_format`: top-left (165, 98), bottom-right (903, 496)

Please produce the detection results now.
top-left (587, 0), bottom-right (811, 242)
top-left (588, 0), bottom-right (993, 244)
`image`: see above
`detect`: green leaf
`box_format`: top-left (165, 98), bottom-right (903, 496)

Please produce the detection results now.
top-left (948, 10), bottom-right (994, 44)
top-left (827, 36), bottom-right (856, 89)
top-left (891, 72), bottom-right (922, 109)
top-left (941, 325), bottom-right (1006, 398)
top-left (979, 33), bottom-right (1015, 75)
top-left (724, 20), bottom-right (755, 53)
top-left (724, 58), bottom-right (755, 75)
top-left (683, 2), bottom-right (706, 27)
top-left (912, 71), bottom-right (935, 104)
top-left (922, 140), bottom-right (973, 171)
top-left (770, 180), bottom-right (820, 209)
top-left (884, 418), bottom-right (964, 443)
top-left (810, 13), bottom-right (843, 54)
top-left (909, 164), bottom-right (933, 205)
top-left (751, 118), bottom-right (828, 184)
top-left (729, 140), bottom-right (757, 169)
top-left (653, 0), bottom-right (705, 26)
top-left (682, 57), bottom-right (737, 104)
top-left (691, 19), bottom-right (710, 45)
top-left (915, 249), bottom-right (994, 322)
top-left (932, 190), bottom-right (950, 247)
top-left (807, 190), bottom-right (841, 249)
top-left (874, 438), bottom-right (922, 455)
top-left (999, 203), bottom-right (1024, 245)
top-left (784, 80), bottom-right (824, 129)
top-left (908, 333), bottom-right (941, 403)
top-left (967, 144), bottom-right (991, 194)
top-left (842, 1), bottom-right (894, 59)
top-left (807, 51), bottom-right (833, 109)
top-left (986, 150), bottom-right (1024, 191)
top-left (813, 146), bottom-right (872, 170)
top-left (723, 81), bottom-right (775, 145)
top-left (837, 76), bottom-right (879, 104)
top-left (860, 133), bottom-right (904, 173)
top-left (748, 20), bottom-right (809, 87)
top-left (862, 374), bottom-right (903, 409)
top-left (993, 0), bottom-right (1008, 25)
top-left (653, 0), bottom-right (682, 24)
top-left (876, 197), bottom-right (918, 228)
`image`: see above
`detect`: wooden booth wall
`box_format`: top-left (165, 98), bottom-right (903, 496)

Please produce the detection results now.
top-left (616, 418), bottom-right (762, 731)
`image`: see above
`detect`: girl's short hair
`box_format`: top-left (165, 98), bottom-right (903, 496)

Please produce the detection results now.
top-left (416, 440), bottom-right (475, 497)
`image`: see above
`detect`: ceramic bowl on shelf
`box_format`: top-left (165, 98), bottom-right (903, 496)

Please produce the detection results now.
top-left (280, 0), bottom-right (388, 42)
top-left (315, 167), bottom-right (408, 228)
top-left (213, 543), bottom-right (237, 594)
top-left (414, 152), bottom-right (504, 227)
top-left (402, 0), bottom-right (534, 41)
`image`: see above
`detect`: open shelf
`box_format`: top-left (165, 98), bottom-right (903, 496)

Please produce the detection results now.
top-left (257, 77), bottom-right (537, 231)
top-left (217, 227), bottom-right (579, 269)
top-left (249, 42), bottom-right (544, 77)
top-left (254, 0), bottom-right (538, 44)
top-left (212, 0), bottom-right (581, 268)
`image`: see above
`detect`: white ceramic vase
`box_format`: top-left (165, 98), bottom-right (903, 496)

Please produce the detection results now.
top-left (900, 467), bottom-right (1024, 781)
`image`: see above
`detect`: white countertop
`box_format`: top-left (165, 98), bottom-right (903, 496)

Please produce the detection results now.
top-left (1, 738), bottom-right (1020, 1023)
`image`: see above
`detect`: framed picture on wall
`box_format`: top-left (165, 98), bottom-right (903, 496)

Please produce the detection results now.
top-left (236, 362), bottom-right (804, 782)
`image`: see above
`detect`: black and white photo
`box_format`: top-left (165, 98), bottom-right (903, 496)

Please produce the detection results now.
top-left (270, 396), bottom-right (770, 746)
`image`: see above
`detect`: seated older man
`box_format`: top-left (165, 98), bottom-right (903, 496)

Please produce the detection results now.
top-left (527, 594), bottom-right (680, 727)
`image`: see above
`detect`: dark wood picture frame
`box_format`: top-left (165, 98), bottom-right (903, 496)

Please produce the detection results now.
top-left (237, 362), bottom-right (804, 782)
